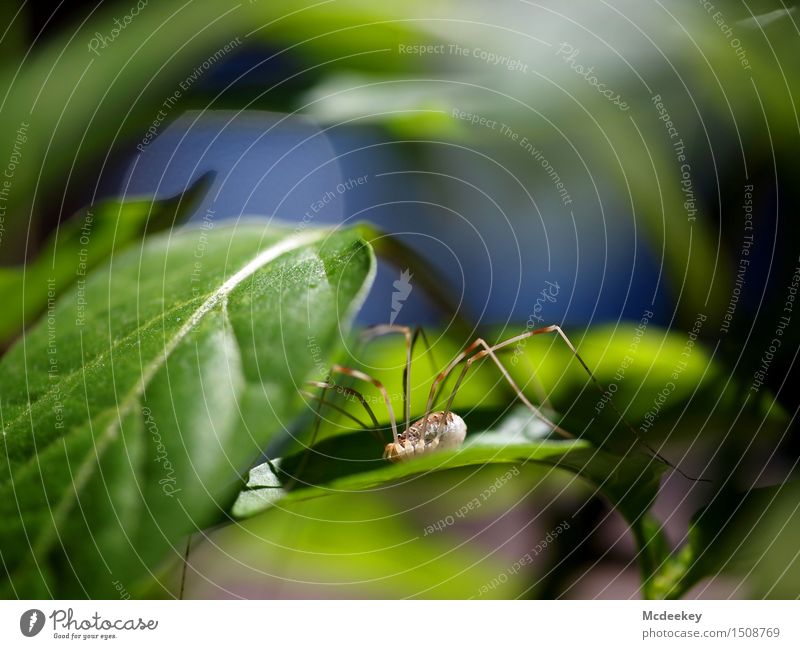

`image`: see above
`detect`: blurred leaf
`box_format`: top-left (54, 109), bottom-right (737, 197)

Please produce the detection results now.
top-left (193, 465), bottom-right (539, 598)
top-left (235, 320), bottom-right (789, 599)
top-left (0, 222), bottom-right (375, 597)
top-left (300, 1), bottom-right (800, 324)
top-left (0, 174), bottom-right (212, 345)
top-left (0, 0), bottom-right (437, 256)
top-left (0, 1), bottom-right (25, 63)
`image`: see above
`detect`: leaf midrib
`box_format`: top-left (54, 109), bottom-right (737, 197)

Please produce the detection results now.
top-left (1, 229), bottom-right (328, 467)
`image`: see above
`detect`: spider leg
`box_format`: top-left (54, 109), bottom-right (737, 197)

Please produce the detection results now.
top-left (179, 535), bottom-right (191, 599)
top-left (303, 381), bottom-right (383, 442)
top-left (359, 324), bottom-right (437, 431)
top-left (329, 364), bottom-right (399, 444)
top-left (527, 326), bottom-right (705, 481)
top-left (176, 525), bottom-right (226, 598)
top-left (441, 337), bottom-right (573, 439)
top-left (306, 379), bottom-right (329, 453)
top-left (422, 338), bottom-right (485, 425)
top-left (290, 372), bottom-right (395, 489)
top-left (360, 324), bottom-right (438, 373)
top-left (442, 325), bottom-right (702, 481)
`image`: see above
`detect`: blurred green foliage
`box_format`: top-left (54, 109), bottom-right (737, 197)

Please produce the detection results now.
top-left (1, 0), bottom-right (798, 600)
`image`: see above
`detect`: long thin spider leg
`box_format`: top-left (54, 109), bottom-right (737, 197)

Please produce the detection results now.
top-left (444, 326), bottom-right (704, 481)
top-left (285, 382), bottom-right (329, 491)
top-left (289, 378), bottom-right (389, 490)
top-left (303, 381), bottom-right (383, 442)
top-left (408, 326), bottom-right (442, 412)
top-left (179, 535), bottom-right (191, 600)
top-left (529, 326), bottom-right (706, 481)
top-left (359, 325), bottom-right (438, 432)
top-left (360, 325), bottom-right (411, 431)
top-left (330, 365), bottom-right (399, 444)
top-left (508, 341), bottom-right (553, 410)
top-left (307, 380), bottom-right (329, 450)
top-left (444, 338), bottom-right (574, 439)
top-left (424, 339), bottom-right (485, 421)
top-left (300, 391), bottom-right (369, 430)
top-left (410, 326), bottom-right (439, 375)
top-left (429, 341), bottom-right (549, 409)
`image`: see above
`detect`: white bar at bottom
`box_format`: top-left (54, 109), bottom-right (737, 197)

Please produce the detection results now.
top-left (1, 600), bottom-right (797, 648)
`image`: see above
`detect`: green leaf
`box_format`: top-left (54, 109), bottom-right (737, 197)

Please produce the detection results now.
top-left (0, 222), bottom-right (375, 597)
top-left (234, 405), bottom-right (666, 526)
top-left (0, 175), bottom-right (211, 345)
top-left (202, 463), bottom-right (547, 598)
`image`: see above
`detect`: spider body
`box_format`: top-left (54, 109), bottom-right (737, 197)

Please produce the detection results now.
top-left (383, 411), bottom-right (467, 462)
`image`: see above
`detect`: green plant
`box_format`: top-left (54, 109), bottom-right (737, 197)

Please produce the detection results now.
top-left (0, 215), bottom-right (789, 598)
top-left (2, 0), bottom-right (798, 601)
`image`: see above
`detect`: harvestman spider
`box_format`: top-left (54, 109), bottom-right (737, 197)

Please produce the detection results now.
top-left (302, 323), bottom-right (687, 476)
top-left (179, 323), bottom-right (696, 597)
